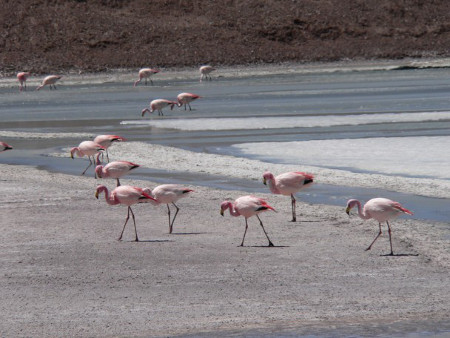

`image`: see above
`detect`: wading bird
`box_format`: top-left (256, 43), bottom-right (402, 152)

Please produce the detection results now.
top-left (346, 197), bottom-right (413, 256)
top-left (143, 184), bottom-right (193, 234)
top-left (95, 185), bottom-right (157, 241)
top-left (93, 135), bottom-right (126, 162)
top-left (263, 171), bottom-right (314, 222)
top-left (95, 159), bottom-right (140, 186)
top-left (36, 75), bottom-right (62, 90)
top-left (142, 99), bottom-right (177, 116)
top-left (0, 142), bottom-right (13, 152)
top-left (199, 65), bottom-right (215, 82)
top-left (17, 72), bottom-right (30, 92)
top-left (220, 195), bottom-right (276, 247)
top-left (70, 141), bottom-right (105, 175)
top-left (134, 68), bottom-right (160, 87)
top-left (177, 92), bottom-right (201, 111)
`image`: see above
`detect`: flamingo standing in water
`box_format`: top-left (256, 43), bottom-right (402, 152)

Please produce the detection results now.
top-left (17, 72), bottom-right (30, 92)
top-left (263, 171), bottom-right (314, 222)
top-left (95, 159), bottom-right (140, 186)
top-left (143, 184), bottom-right (194, 234)
top-left (346, 197), bottom-right (414, 256)
top-left (141, 99), bottom-right (177, 116)
top-left (134, 68), bottom-right (160, 87)
top-left (177, 92), bottom-right (201, 111)
top-left (93, 134), bottom-right (126, 162)
top-left (199, 65), bottom-right (215, 82)
top-left (95, 185), bottom-right (157, 241)
top-left (70, 141), bottom-right (105, 175)
top-left (220, 195), bottom-right (276, 247)
top-left (36, 75), bottom-right (62, 90)
top-left (0, 142), bottom-right (13, 152)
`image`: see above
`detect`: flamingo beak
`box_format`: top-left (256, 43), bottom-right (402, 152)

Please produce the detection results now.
top-left (70, 152), bottom-right (74, 159)
top-left (220, 209), bottom-right (224, 216)
top-left (345, 207), bottom-right (351, 216)
top-left (95, 191), bottom-right (99, 199)
top-left (263, 177), bottom-right (267, 185)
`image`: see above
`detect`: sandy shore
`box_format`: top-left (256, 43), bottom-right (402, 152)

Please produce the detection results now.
top-left (1, 144), bottom-right (449, 336)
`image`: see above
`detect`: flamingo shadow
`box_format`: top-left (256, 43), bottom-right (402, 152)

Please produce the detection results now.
top-left (170, 232), bottom-right (207, 235)
top-left (125, 239), bottom-right (172, 243)
top-left (380, 253), bottom-right (419, 257)
top-left (240, 245), bottom-right (290, 248)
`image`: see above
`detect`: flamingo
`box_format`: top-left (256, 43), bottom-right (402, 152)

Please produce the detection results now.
top-left (177, 92), bottom-right (201, 111)
top-left (143, 184), bottom-right (194, 234)
top-left (0, 142), bottom-right (13, 152)
top-left (70, 141), bottom-right (105, 175)
top-left (36, 75), bottom-right (62, 90)
top-left (95, 185), bottom-right (157, 241)
top-left (346, 197), bottom-right (414, 256)
top-left (199, 65), bottom-right (215, 82)
top-left (220, 195), bottom-right (276, 247)
top-left (134, 68), bottom-right (160, 87)
top-left (95, 160), bottom-right (140, 186)
top-left (93, 134), bottom-right (126, 162)
top-left (263, 171), bottom-right (314, 222)
top-left (17, 72), bottom-right (30, 92)
top-left (141, 99), bottom-right (177, 116)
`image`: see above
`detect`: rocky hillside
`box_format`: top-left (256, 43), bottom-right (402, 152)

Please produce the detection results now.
top-left (1, 0), bottom-right (449, 74)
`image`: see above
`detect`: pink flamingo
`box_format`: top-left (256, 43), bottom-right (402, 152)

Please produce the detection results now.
top-left (199, 65), bottom-right (215, 82)
top-left (95, 160), bottom-right (140, 186)
top-left (134, 68), bottom-right (160, 87)
top-left (0, 142), bottom-right (13, 152)
top-left (95, 185), bottom-right (157, 241)
top-left (346, 197), bottom-right (414, 255)
top-left (177, 92), bottom-right (201, 111)
top-left (220, 195), bottom-right (276, 247)
top-left (36, 75), bottom-right (62, 90)
top-left (141, 99), bottom-right (177, 116)
top-left (70, 141), bottom-right (105, 175)
top-left (143, 184), bottom-right (194, 234)
top-left (93, 134), bottom-right (126, 162)
top-left (17, 72), bottom-right (30, 92)
top-left (263, 171), bottom-right (314, 222)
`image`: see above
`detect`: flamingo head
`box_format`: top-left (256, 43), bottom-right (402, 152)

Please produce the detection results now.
top-left (142, 108), bottom-right (151, 117)
top-left (70, 147), bottom-right (78, 159)
top-left (262, 171), bottom-right (274, 185)
top-left (345, 199), bottom-right (359, 215)
top-left (220, 201), bottom-right (232, 216)
top-left (95, 185), bottom-right (108, 199)
top-left (95, 165), bottom-right (104, 178)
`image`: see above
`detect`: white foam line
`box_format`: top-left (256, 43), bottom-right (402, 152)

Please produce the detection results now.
top-left (0, 131), bottom-right (94, 139)
top-left (121, 111), bottom-right (450, 131)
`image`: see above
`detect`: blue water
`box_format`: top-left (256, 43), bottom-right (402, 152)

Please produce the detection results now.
top-left (1, 66), bottom-right (450, 223)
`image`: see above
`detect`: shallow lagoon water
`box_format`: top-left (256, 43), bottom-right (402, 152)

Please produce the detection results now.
top-left (1, 64), bottom-right (450, 223)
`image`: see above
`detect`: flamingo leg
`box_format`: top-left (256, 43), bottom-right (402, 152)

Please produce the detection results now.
top-left (188, 103), bottom-right (192, 111)
top-left (81, 156), bottom-right (93, 176)
top-left (291, 194), bottom-right (297, 222)
top-left (169, 203), bottom-right (180, 234)
top-left (386, 221), bottom-right (394, 256)
top-left (106, 150), bottom-right (110, 163)
top-left (118, 206), bottom-right (131, 241)
top-left (366, 223), bottom-right (383, 251)
top-left (130, 207), bottom-right (139, 242)
top-left (240, 219), bottom-right (249, 247)
top-left (116, 178), bottom-right (121, 187)
top-left (256, 215), bottom-right (274, 247)
top-left (166, 204), bottom-right (171, 233)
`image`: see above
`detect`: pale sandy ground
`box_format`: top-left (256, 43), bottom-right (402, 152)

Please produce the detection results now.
top-left (1, 152), bottom-right (449, 336)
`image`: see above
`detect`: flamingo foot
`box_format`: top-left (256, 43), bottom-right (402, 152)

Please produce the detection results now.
top-left (268, 241), bottom-right (275, 247)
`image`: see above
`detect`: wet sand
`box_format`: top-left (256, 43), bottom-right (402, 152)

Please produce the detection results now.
top-left (1, 143), bottom-right (449, 336)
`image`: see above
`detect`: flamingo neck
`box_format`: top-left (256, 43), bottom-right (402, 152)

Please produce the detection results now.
top-left (228, 203), bottom-right (240, 217)
top-left (71, 147), bottom-right (83, 158)
top-left (267, 178), bottom-right (281, 194)
top-left (98, 186), bottom-right (119, 205)
top-left (355, 200), bottom-right (371, 220)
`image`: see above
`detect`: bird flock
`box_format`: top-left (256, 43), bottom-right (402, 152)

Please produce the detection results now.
top-left (1, 65), bottom-right (415, 256)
